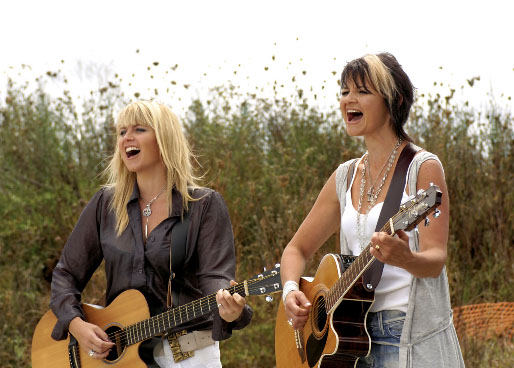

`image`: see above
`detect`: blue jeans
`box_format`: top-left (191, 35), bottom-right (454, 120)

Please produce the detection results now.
top-left (356, 310), bottom-right (406, 368)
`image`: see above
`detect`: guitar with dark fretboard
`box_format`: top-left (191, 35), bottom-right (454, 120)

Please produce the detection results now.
top-left (275, 185), bottom-right (442, 367)
top-left (32, 267), bottom-right (281, 368)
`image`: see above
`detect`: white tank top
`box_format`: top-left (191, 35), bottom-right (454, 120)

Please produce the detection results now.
top-left (340, 158), bottom-right (413, 313)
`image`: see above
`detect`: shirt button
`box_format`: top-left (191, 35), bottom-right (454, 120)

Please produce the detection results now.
top-left (138, 269), bottom-right (143, 273)
top-left (150, 236), bottom-right (155, 242)
top-left (164, 225), bottom-right (168, 229)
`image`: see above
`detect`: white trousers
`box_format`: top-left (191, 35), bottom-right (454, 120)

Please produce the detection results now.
top-left (153, 338), bottom-right (222, 368)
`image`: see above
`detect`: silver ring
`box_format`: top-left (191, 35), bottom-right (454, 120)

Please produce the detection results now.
top-left (217, 303), bottom-right (223, 308)
top-left (88, 349), bottom-right (95, 357)
top-left (288, 318), bottom-right (293, 327)
top-left (375, 244), bottom-right (380, 250)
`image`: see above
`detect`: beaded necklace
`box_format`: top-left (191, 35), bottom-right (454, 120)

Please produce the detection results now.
top-left (356, 139), bottom-right (402, 250)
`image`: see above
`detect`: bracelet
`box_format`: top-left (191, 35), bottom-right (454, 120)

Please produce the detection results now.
top-left (282, 280), bottom-right (299, 302)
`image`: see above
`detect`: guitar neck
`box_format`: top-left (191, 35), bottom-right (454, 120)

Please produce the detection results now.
top-left (123, 283), bottom-right (247, 346)
top-left (325, 221), bottom-right (394, 311)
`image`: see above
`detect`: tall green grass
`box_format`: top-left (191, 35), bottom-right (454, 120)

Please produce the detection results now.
top-left (0, 67), bottom-right (512, 367)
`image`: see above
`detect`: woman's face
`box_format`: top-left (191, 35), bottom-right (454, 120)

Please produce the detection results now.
top-left (117, 124), bottom-right (162, 174)
top-left (339, 78), bottom-right (391, 138)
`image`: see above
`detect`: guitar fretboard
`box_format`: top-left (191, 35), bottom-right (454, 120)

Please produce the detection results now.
top-left (325, 224), bottom-right (394, 311)
top-left (122, 283), bottom-right (247, 345)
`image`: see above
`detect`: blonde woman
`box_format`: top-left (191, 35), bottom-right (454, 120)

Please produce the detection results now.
top-left (50, 101), bottom-right (251, 368)
top-left (280, 53), bottom-right (464, 367)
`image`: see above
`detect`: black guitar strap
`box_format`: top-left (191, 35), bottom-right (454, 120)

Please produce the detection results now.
top-left (167, 208), bottom-right (190, 309)
top-left (362, 143), bottom-right (420, 289)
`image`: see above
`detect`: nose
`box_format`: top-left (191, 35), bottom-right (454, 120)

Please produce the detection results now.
top-left (123, 127), bottom-right (135, 141)
top-left (340, 92), bottom-right (354, 108)
top-left (342, 89), bottom-right (358, 103)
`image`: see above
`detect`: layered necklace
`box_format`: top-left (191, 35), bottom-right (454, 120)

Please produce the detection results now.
top-left (141, 186), bottom-right (166, 241)
top-left (356, 138), bottom-right (402, 250)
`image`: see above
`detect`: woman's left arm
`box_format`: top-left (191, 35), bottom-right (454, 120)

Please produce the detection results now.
top-left (370, 159), bottom-right (449, 278)
top-left (195, 190), bottom-right (252, 339)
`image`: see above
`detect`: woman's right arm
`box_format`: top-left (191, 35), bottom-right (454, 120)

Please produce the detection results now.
top-left (281, 170), bottom-right (341, 329)
top-left (50, 190), bottom-right (114, 355)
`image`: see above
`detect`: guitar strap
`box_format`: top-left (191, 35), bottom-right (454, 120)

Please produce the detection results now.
top-left (361, 143), bottom-right (420, 289)
top-left (167, 208), bottom-right (191, 309)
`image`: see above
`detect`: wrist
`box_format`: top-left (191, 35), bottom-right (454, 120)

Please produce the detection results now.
top-left (282, 280), bottom-right (299, 302)
top-left (68, 316), bottom-right (84, 334)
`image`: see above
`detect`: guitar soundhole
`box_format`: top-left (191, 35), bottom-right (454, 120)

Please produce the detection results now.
top-left (104, 325), bottom-right (127, 362)
top-left (311, 295), bottom-right (328, 338)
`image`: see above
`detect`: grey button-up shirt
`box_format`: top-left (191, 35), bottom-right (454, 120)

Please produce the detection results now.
top-left (50, 185), bottom-right (252, 341)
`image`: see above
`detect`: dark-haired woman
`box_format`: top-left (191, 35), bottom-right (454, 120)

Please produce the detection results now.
top-left (280, 53), bottom-right (464, 367)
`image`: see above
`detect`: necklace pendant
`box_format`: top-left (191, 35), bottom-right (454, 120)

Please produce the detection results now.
top-left (142, 205), bottom-right (152, 217)
top-left (366, 188), bottom-right (374, 203)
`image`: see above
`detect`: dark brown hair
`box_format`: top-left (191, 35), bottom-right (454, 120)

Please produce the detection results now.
top-left (341, 53), bottom-right (414, 141)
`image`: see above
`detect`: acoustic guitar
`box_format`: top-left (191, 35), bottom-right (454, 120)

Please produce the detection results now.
top-left (32, 266), bottom-right (281, 367)
top-left (275, 185), bottom-right (442, 367)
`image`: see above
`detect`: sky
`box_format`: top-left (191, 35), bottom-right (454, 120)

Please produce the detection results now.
top-left (1, 0), bottom-right (513, 115)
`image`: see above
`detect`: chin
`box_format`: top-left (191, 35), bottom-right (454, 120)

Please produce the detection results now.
top-left (122, 163), bottom-right (139, 173)
top-left (345, 127), bottom-right (364, 137)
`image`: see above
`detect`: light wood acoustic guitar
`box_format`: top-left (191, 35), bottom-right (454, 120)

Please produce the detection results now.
top-left (275, 185), bottom-right (442, 367)
top-left (32, 266), bottom-right (281, 367)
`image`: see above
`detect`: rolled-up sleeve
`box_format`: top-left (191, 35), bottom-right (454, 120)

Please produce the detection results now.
top-left (49, 190), bottom-right (105, 340)
top-left (194, 191), bottom-right (252, 340)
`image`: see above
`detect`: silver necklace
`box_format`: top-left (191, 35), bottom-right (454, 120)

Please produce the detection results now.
top-left (356, 139), bottom-right (402, 250)
top-left (365, 139), bottom-right (403, 202)
top-left (141, 186), bottom-right (166, 241)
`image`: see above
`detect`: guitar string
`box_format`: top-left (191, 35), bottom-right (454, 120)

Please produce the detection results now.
top-left (98, 275), bottom-right (278, 346)
top-left (309, 193), bottom-right (420, 322)
top-left (308, 213), bottom-right (399, 325)
top-left (309, 220), bottom-right (393, 327)
top-left (102, 281), bottom-right (265, 347)
top-left (103, 279), bottom-right (268, 345)
top-left (309, 195), bottom-right (432, 327)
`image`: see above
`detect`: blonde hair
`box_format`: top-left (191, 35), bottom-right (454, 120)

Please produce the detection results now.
top-left (104, 100), bottom-right (200, 236)
top-left (362, 54), bottom-right (398, 110)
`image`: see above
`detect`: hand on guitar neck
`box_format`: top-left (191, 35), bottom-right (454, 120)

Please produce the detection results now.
top-left (284, 291), bottom-right (312, 330)
top-left (69, 317), bottom-right (115, 360)
top-left (216, 280), bottom-right (247, 323)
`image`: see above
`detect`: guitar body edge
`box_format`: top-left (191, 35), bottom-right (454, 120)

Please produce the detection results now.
top-left (32, 289), bottom-right (150, 368)
top-left (275, 254), bottom-right (374, 368)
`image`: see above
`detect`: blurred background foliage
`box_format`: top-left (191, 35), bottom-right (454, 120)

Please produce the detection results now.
top-left (0, 60), bottom-right (512, 367)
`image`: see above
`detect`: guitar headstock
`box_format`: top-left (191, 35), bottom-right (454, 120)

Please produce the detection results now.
top-left (392, 185), bottom-right (442, 232)
top-left (246, 265), bottom-right (282, 297)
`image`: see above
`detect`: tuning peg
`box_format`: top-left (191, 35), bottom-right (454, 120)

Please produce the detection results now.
top-left (275, 263), bottom-right (280, 268)
top-left (424, 217), bottom-right (430, 227)
top-left (263, 267), bottom-right (267, 272)
top-left (265, 295), bottom-right (274, 303)
top-left (433, 209), bottom-right (441, 218)
top-left (417, 189), bottom-right (424, 195)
